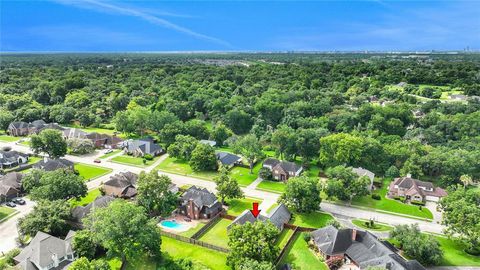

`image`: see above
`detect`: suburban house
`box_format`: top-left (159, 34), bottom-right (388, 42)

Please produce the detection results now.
top-left (0, 150), bottom-right (29, 170)
top-left (388, 175), bottom-right (447, 202)
top-left (263, 158), bottom-right (303, 181)
top-left (351, 167), bottom-right (375, 190)
top-left (71, 195), bottom-right (115, 224)
top-left (310, 225), bottom-right (425, 270)
top-left (14, 231), bottom-right (76, 270)
top-left (215, 151), bottom-right (242, 167)
top-left (119, 138), bottom-right (163, 157)
top-left (102, 171), bottom-right (138, 198)
top-left (29, 120), bottom-right (64, 135)
top-left (179, 186), bottom-right (223, 220)
top-left (7, 122), bottom-right (30, 136)
top-left (200, 139), bottom-right (217, 147)
top-left (0, 172), bottom-right (23, 201)
top-left (63, 128), bottom-right (88, 140)
top-left (86, 133), bottom-right (123, 149)
top-left (33, 157), bottom-right (75, 172)
top-left (227, 203), bottom-right (291, 231)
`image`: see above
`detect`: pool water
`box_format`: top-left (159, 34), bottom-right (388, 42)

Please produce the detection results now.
top-left (160, 220), bottom-right (188, 231)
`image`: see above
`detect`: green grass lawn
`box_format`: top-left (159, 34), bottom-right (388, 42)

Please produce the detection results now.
top-left (74, 163), bottom-right (112, 181)
top-left (99, 149), bottom-right (121, 159)
top-left (440, 90), bottom-right (464, 100)
top-left (276, 228), bottom-right (295, 249)
top-left (111, 155), bottom-right (159, 168)
top-left (0, 206), bottom-right (16, 221)
top-left (198, 218), bottom-right (231, 248)
top-left (256, 180), bottom-right (286, 193)
top-left (63, 124), bottom-right (117, 135)
top-left (280, 233), bottom-right (328, 270)
top-left (156, 156), bottom-right (219, 180)
top-left (0, 134), bottom-right (20, 142)
top-left (178, 222), bottom-right (207, 238)
top-left (27, 156), bottom-right (41, 164)
top-left (290, 211), bottom-right (334, 229)
top-left (435, 236), bottom-right (480, 266)
top-left (69, 188), bottom-right (101, 208)
top-left (19, 140), bottom-right (30, 146)
top-left (226, 197), bottom-right (262, 216)
top-left (351, 179), bottom-right (433, 220)
top-left (229, 163), bottom-right (261, 187)
top-left (267, 203), bottom-right (279, 213)
top-left (351, 219), bottom-right (393, 231)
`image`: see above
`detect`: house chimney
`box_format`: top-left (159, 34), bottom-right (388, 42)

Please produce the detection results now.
top-left (406, 173), bottom-right (412, 178)
top-left (352, 229), bottom-right (357, 241)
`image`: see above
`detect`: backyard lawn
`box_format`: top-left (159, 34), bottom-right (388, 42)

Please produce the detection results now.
top-left (0, 206), bottom-right (16, 221)
top-left (276, 228), bottom-right (295, 249)
top-left (226, 197), bottom-right (262, 216)
top-left (0, 134), bottom-right (20, 142)
top-left (27, 156), bottom-right (41, 164)
top-left (290, 211), bottom-right (334, 229)
top-left (198, 218), bottom-right (231, 248)
top-left (99, 149), bottom-right (121, 159)
top-left (256, 180), bottom-right (286, 193)
top-left (351, 179), bottom-right (433, 220)
top-left (155, 156), bottom-right (219, 180)
top-left (69, 188), bottom-right (101, 208)
top-left (351, 219), bottom-right (393, 231)
top-left (111, 155), bottom-right (159, 168)
top-left (435, 236), bottom-right (480, 266)
top-left (74, 163), bottom-right (112, 181)
top-left (280, 233), bottom-right (328, 270)
top-left (178, 222), bottom-right (206, 238)
top-left (229, 163), bottom-right (261, 186)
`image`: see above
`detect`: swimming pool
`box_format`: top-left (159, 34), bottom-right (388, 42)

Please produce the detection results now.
top-left (159, 220), bottom-right (189, 231)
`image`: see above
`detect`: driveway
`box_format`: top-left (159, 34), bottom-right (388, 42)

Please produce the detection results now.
top-left (0, 198), bottom-right (35, 254)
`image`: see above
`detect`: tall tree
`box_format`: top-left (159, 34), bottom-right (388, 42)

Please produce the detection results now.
top-left (232, 134), bottom-right (264, 174)
top-left (319, 133), bottom-right (363, 168)
top-left (271, 125), bottom-right (297, 160)
top-left (30, 129), bottom-right (67, 158)
top-left (279, 175), bottom-right (321, 213)
top-left (29, 169), bottom-right (87, 201)
top-left (137, 171), bottom-right (178, 217)
top-left (210, 123), bottom-right (232, 147)
top-left (189, 143), bottom-right (217, 171)
top-left (84, 200), bottom-right (161, 268)
top-left (0, 109), bottom-right (14, 132)
top-left (214, 166), bottom-right (244, 205)
top-left (324, 166), bottom-right (370, 204)
top-left (18, 200), bottom-right (71, 237)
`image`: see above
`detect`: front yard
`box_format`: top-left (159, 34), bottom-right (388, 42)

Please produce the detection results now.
top-left (256, 179), bottom-right (286, 193)
top-left (351, 219), bottom-right (393, 231)
top-left (226, 197), bottom-right (262, 216)
top-left (111, 155), bottom-right (160, 168)
top-left (69, 188), bottom-right (101, 208)
top-left (198, 218), bottom-right (231, 248)
top-left (435, 236), bottom-right (480, 266)
top-left (351, 179), bottom-right (433, 220)
top-left (290, 211), bottom-right (335, 229)
top-left (229, 163), bottom-right (261, 186)
top-left (74, 163), bottom-right (112, 181)
top-left (155, 156), bottom-right (219, 179)
top-left (99, 149), bottom-right (121, 159)
top-left (0, 206), bottom-right (16, 221)
top-left (0, 132), bottom-right (20, 142)
top-left (280, 232), bottom-right (328, 270)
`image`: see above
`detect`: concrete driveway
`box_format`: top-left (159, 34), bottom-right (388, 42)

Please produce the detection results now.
top-left (0, 197), bottom-right (35, 254)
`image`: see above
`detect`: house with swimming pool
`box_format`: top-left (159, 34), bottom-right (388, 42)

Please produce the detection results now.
top-left (178, 186), bottom-right (223, 220)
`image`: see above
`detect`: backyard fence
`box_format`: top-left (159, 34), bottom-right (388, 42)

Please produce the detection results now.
top-left (191, 210), bottom-right (224, 240)
top-left (274, 226), bottom-right (301, 268)
top-left (160, 230), bottom-right (229, 253)
top-left (220, 213), bottom-right (236, 221)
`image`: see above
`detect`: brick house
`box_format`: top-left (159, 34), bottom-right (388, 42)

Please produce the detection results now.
top-left (388, 174), bottom-right (447, 202)
top-left (262, 158), bottom-right (303, 182)
top-left (179, 186), bottom-right (223, 220)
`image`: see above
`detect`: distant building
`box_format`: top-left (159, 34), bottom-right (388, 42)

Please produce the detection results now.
top-left (33, 157), bottom-right (74, 172)
top-left (72, 195), bottom-right (115, 224)
top-left (227, 203), bottom-right (291, 231)
top-left (119, 138), bottom-right (163, 157)
top-left (179, 186), bottom-right (223, 220)
top-left (388, 174), bottom-right (447, 202)
top-left (14, 231), bottom-right (76, 270)
top-left (351, 167), bottom-right (375, 190)
top-left (262, 158), bottom-right (303, 182)
top-left (215, 152), bottom-right (242, 167)
top-left (0, 172), bottom-right (23, 201)
top-left (199, 140), bottom-right (217, 147)
top-left (103, 171), bottom-right (138, 198)
top-left (310, 225), bottom-right (425, 270)
top-left (0, 150), bottom-right (28, 169)
top-left (7, 122), bottom-right (30, 136)
top-left (7, 120), bottom-right (64, 137)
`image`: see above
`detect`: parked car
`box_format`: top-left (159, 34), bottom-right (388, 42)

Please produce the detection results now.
top-left (5, 201), bottom-right (16, 208)
top-left (94, 159), bottom-right (101, 163)
top-left (12, 198), bottom-right (26, 205)
top-left (104, 149), bottom-right (113, 154)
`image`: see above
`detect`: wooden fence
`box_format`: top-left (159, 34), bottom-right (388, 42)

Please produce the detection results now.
top-left (160, 230), bottom-right (229, 253)
top-left (274, 226), bottom-right (301, 268)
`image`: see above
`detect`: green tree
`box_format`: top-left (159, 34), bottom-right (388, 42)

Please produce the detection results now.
top-left (459, 174), bottom-right (472, 188)
top-left (0, 109), bottom-right (14, 132)
top-left (232, 134), bottom-right (264, 174)
top-left (72, 230), bottom-right (97, 259)
top-left (214, 166), bottom-right (244, 205)
top-left (18, 200), bottom-right (71, 237)
top-left (210, 123), bottom-right (232, 147)
top-left (84, 200), bottom-right (161, 268)
top-left (228, 221), bottom-right (280, 269)
top-left (137, 171), bottom-right (178, 217)
top-left (167, 135), bottom-right (198, 160)
top-left (69, 257), bottom-right (110, 270)
top-left (319, 133), bottom-right (363, 167)
top-left (390, 224), bottom-right (443, 265)
top-left (67, 138), bottom-right (95, 154)
top-left (30, 169), bottom-right (87, 201)
top-left (438, 186), bottom-right (480, 255)
top-left (324, 166), bottom-right (370, 204)
top-left (279, 176), bottom-right (321, 213)
top-left (271, 125), bottom-right (297, 160)
top-left (30, 129), bottom-right (67, 158)
top-left (224, 109), bottom-right (253, 134)
top-left (21, 168), bottom-right (44, 192)
top-left (237, 258), bottom-right (274, 270)
top-left (189, 143), bottom-right (217, 171)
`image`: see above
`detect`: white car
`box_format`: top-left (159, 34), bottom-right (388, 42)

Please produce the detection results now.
top-left (104, 149), bottom-right (113, 154)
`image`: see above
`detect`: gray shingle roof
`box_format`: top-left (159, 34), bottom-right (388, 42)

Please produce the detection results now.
top-left (123, 139), bottom-right (163, 155)
top-left (227, 203), bottom-right (291, 231)
top-left (216, 152), bottom-right (242, 166)
top-left (263, 158), bottom-right (280, 167)
top-left (104, 172), bottom-right (138, 188)
top-left (72, 195), bottom-right (115, 221)
top-left (276, 161), bottom-right (302, 174)
top-left (0, 172), bottom-right (23, 196)
top-left (32, 158), bottom-right (74, 171)
top-left (181, 186), bottom-right (219, 209)
top-left (352, 167), bottom-right (375, 181)
top-left (9, 121), bottom-right (29, 129)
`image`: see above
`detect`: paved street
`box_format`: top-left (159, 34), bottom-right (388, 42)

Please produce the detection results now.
top-left (0, 198), bottom-right (35, 254)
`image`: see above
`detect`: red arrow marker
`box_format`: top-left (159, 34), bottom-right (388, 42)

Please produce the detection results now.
top-left (250, 202), bottom-right (261, 218)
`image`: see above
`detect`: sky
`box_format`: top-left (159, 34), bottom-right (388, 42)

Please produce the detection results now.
top-left (1, 0), bottom-right (479, 52)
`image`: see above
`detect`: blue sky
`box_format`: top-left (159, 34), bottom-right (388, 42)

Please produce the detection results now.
top-left (1, 1), bottom-right (479, 51)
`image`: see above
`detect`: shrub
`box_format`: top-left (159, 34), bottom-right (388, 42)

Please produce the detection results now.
top-left (303, 233), bottom-right (311, 242)
top-left (371, 194), bottom-right (381, 200)
top-left (411, 200), bottom-right (426, 206)
top-left (385, 165), bottom-right (400, 178)
top-left (143, 154), bottom-right (154, 160)
top-left (258, 167), bottom-right (272, 180)
top-left (393, 196), bottom-right (401, 200)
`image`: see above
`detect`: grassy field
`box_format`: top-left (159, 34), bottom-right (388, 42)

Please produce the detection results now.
top-left (256, 180), bottom-right (286, 193)
top-left (74, 163), bottom-right (112, 181)
top-left (226, 197), bottom-right (262, 216)
top-left (276, 228), bottom-right (295, 249)
top-left (351, 179), bottom-right (433, 220)
top-left (198, 218), bottom-right (231, 248)
top-left (0, 206), bottom-right (16, 221)
top-left (0, 134), bottom-right (20, 142)
top-left (111, 155), bottom-right (159, 168)
top-left (155, 156), bottom-right (219, 179)
top-left (229, 163), bottom-right (261, 186)
top-left (280, 233), bottom-right (328, 270)
top-left (290, 211), bottom-right (334, 229)
top-left (63, 124), bottom-right (118, 135)
top-left (435, 236), bottom-right (480, 266)
top-left (69, 188), bottom-right (101, 208)
top-left (178, 222), bottom-right (207, 238)
top-left (351, 219), bottom-right (393, 231)
top-left (99, 149), bottom-right (121, 159)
